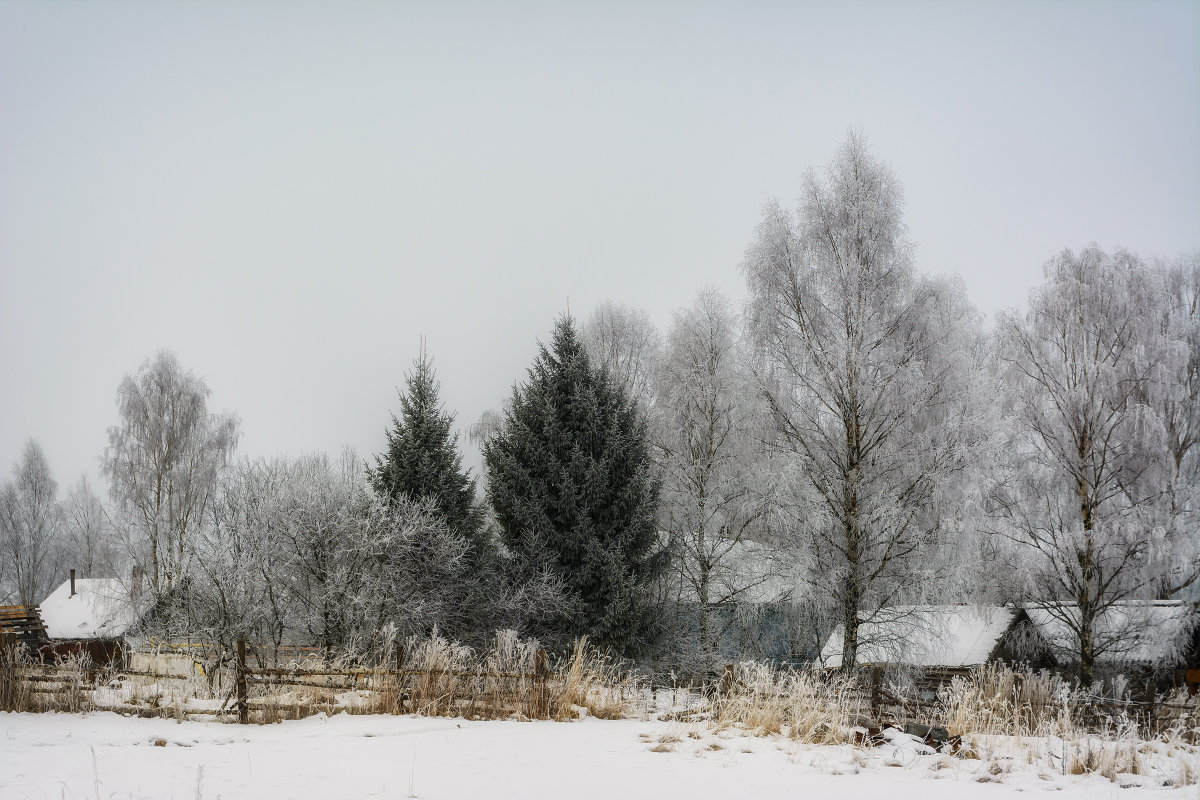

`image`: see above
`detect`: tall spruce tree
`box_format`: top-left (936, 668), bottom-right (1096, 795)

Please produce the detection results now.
top-left (371, 351), bottom-right (491, 567)
top-left (484, 316), bottom-right (667, 656)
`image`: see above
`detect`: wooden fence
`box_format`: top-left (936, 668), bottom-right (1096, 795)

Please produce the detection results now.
top-left (2, 638), bottom-right (554, 722)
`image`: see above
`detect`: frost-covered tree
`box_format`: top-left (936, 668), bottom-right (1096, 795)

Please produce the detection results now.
top-left (0, 440), bottom-right (64, 605)
top-left (185, 457), bottom-right (291, 664)
top-left (484, 316), bottom-right (668, 655)
top-left (102, 351), bottom-right (239, 593)
top-left (743, 133), bottom-right (981, 672)
top-left (654, 289), bottom-right (774, 672)
top-left (61, 475), bottom-right (120, 579)
top-left (582, 300), bottom-right (661, 409)
top-left (189, 451), bottom-right (472, 658)
top-left (370, 350), bottom-right (491, 568)
top-left (994, 247), bottom-right (1197, 682)
top-left (1157, 253), bottom-right (1200, 597)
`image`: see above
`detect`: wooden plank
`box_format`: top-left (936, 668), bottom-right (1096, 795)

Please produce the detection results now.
top-left (246, 667), bottom-right (532, 679)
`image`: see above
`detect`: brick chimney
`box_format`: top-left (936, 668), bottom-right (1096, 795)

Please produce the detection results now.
top-left (69, 568), bottom-right (76, 598)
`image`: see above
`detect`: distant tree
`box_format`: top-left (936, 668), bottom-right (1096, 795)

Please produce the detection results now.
top-left (484, 316), bottom-right (668, 655)
top-left (743, 133), bottom-right (981, 672)
top-left (993, 247), bottom-right (1198, 683)
top-left (1158, 253), bottom-right (1200, 597)
top-left (61, 475), bottom-right (120, 579)
top-left (654, 289), bottom-right (773, 673)
top-left (582, 300), bottom-right (661, 409)
top-left (102, 351), bottom-right (239, 594)
top-left (0, 440), bottom-right (64, 605)
top-left (370, 350), bottom-right (491, 568)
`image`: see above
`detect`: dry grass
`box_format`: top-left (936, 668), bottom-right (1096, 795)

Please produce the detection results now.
top-left (938, 664), bottom-right (1200, 785)
top-left (703, 660), bottom-right (1200, 785)
top-left (550, 638), bottom-right (635, 720)
top-left (939, 663), bottom-right (1069, 738)
top-left (1, 645), bottom-right (92, 713)
top-left (0, 643), bottom-right (36, 711)
top-left (56, 629), bottom-right (637, 724)
top-left (711, 662), bottom-right (857, 744)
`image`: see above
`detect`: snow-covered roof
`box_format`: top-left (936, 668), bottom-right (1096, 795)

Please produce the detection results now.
top-left (821, 605), bottom-right (1019, 669)
top-left (1023, 601), bottom-right (1195, 665)
top-left (39, 578), bottom-right (141, 640)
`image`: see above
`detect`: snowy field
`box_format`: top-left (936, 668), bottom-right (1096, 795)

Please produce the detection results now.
top-left (1, 711), bottom-right (1195, 800)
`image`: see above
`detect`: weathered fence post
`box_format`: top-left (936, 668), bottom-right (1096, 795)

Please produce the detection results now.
top-left (870, 665), bottom-right (882, 719)
top-left (236, 638), bottom-right (248, 724)
top-left (534, 649), bottom-right (549, 719)
top-left (394, 641), bottom-right (406, 714)
top-left (0, 632), bottom-right (15, 712)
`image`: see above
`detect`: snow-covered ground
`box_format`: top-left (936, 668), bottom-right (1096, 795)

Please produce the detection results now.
top-left (0, 711), bottom-right (1193, 800)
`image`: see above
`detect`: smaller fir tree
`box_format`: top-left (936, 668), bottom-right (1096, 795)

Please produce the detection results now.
top-left (371, 350), bottom-right (491, 569)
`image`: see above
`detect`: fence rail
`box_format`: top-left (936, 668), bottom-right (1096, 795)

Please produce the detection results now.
top-left (2, 637), bottom-right (556, 723)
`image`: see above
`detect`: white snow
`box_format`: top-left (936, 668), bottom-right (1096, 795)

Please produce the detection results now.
top-left (39, 578), bottom-right (141, 640)
top-left (0, 711), bottom-right (1190, 799)
top-left (1024, 601), bottom-right (1195, 665)
top-left (821, 605), bottom-right (1017, 668)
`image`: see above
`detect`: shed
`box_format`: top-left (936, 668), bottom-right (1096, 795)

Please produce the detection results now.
top-left (38, 575), bottom-right (144, 665)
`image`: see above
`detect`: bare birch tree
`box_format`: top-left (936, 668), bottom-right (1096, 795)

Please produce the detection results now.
top-left (0, 440), bottom-right (64, 605)
top-left (582, 300), bottom-right (661, 408)
top-left (654, 288), bottom-right (773, 673)
top-left (743, 133), bottom-right (980, 672)
top-left (61, 475), bottom-right (121, 578)
top-left (994, 247), bottom-right (1197, 682)
top-left (101, 351), bottom-right (239, 594)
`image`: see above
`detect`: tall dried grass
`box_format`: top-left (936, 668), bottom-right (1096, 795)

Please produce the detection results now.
top-left (550, 637), bottom-right (635, 720)
top-left (237, 630), bottom-right (634, 723)
top-left (0, 646), bottom-right (92, 713)
top-left (940, 663), bottom-right (1068, 738)
top-left (0, 642), bottom-right (35, 711)
top-left (711, 662), bottom-right (857, 744)
top-left (703, 660), bottom-right (1199, 784)
top-left (938, 664), bottom-right (1199, 784)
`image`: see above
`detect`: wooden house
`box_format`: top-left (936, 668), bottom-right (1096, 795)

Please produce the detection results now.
top-left (37, 572), bottom-right (144, 666)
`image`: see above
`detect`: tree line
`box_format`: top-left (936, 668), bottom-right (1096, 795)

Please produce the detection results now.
top-left (2, 133), bottom-right (1196, 683)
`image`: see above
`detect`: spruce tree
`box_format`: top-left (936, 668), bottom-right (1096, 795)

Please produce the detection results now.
top-left (371, 351), bottom-right (491, 568)
top-left (484, 316), bottom-right (667, 656)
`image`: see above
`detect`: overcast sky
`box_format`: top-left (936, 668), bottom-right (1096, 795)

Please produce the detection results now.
top-left (1, 0), bottom-right (1198, 492)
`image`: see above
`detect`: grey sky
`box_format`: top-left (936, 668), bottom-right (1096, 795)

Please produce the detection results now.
top-left (2, 0), bottom-right (1198, 491)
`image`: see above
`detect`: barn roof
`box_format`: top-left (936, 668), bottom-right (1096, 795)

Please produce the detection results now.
top-left (821, 605), bottom-right (1019, 669)
top-left (39, 578), bottom-right (142, 640)
top-left (1023, 601), bottom-right (1195, 665)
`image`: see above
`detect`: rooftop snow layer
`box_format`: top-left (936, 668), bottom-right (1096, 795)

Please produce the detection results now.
top-left (821, 605), bottom-right (1018, 668)
top-left (40, 578), bottom-right (140, 640)
top-left (1023, 601), bottom-right (1194, 665)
